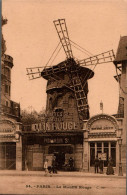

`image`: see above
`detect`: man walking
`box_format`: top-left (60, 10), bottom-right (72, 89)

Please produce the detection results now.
top-left (94, 156), bottom-right (99, 173)
top-left (52, 156), bottom-right (57, 174)
top-left (99, 157), bottom-right (103, 174)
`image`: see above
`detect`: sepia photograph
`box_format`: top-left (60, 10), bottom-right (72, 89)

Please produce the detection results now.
top-left (0, 0), bottom-right (126, 194)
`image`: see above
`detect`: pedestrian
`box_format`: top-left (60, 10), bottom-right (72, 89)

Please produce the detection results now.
top-left (47, 157), bottom-right (53, 176)
top-left (44, 159), bottom-right (48, 176)
top-left (25, 159), bottom-right (29, 171)
top-left (99, 158), bottom-right (103, 174)
top-left (94, 156), bottom-right (99, 173)
top-left (69, 157), bottom-right (74, 171)
top-left (106, 157), bottom-right (114, 175)
top-left (52, 156), bottom-right (57, 174)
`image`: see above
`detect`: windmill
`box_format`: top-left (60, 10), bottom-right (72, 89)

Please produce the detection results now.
top-left (26, 19), bottom-right (115, 128)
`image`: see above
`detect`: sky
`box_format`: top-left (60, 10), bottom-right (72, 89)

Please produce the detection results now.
top-left (2, 0), bottom-right (127, 117)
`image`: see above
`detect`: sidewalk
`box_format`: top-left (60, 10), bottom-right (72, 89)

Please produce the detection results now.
top-left (0, 170), bottom-right (126, 178)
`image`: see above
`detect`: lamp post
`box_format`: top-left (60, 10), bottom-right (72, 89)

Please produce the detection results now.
top-left (118, 138), bottom-right (123, 176)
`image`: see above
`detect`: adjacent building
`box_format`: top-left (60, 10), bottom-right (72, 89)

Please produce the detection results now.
top-left (0, 17), bottom-right (22, 170)
top-left (113, 36), bottom-right (127, 173)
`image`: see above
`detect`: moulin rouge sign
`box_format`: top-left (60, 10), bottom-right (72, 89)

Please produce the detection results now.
top-left (41, 121), bottom-right (78, 131)
top-left (33, 121), bottom-right (79, 131)
top-left (33, 111), bottom-right (80, 131)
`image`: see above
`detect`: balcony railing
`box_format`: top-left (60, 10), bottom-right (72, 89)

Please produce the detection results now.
top-left (3, 54), bottom-right (13, 64)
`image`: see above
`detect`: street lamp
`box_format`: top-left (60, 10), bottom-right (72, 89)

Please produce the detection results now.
top-left (118, 138), bottom-right (123, 176)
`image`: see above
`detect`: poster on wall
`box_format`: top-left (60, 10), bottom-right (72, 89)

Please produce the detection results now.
top-left (98, 153), bottom-right (107, 161)
top-left (1, 0), bottom-right (126, 194)
top-left (33, 153), bottom-right (43, 168)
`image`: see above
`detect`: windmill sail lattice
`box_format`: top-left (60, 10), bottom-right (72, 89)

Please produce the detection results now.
top-left (53, 19), bottom-right (73, 59)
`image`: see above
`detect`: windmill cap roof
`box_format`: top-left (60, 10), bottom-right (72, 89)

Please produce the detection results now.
top-left (41, 60), bottom-right (94, 80)
top-left (114, 36), bottom-right (127, 64)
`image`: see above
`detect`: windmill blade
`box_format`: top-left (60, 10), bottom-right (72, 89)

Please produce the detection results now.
top-left (53, 19), bottom-right (73, 59)
top-left (78, 49), bottom-right (115, 67)
top-left (69, 65), bottom-right (89, 119)
top-left (26, 67), bottom-right (44, 80)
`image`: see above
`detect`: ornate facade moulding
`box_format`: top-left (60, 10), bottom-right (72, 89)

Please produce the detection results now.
top-left (86, 114), bottom-right (119, 132)
top-left (88, 133), bottom-right (116, 139)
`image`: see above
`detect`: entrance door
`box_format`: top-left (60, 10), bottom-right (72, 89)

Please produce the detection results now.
top-left (48, 145), bottom-right (73, 170)
top-left (0, 143), bottom-right (16, 170)
top-left (54, 152), bottom-right (65, 170)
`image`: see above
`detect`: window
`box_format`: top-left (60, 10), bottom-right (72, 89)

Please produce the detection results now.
top-left (90, 143), bottom-right (95, 166)
top-left (49, 98), bottom-right (53, 110)
top-left (104, 142), bottom-right (109, 167)
top-left (4, 67), bottom-right (10, 79)
top-left (97, 142), bottom-right (102, 157)
top-left (6, 101), bottom-right (8, 107)
top-left (5, 85), bottom-right (8, 93)
top-left (111, 142), bottom-right (116, 167)
top-left (90, 142), bottom-right (116, 167)
top-left (5, 85), bottom-right (10, 95)
top-left (68, 96), bottom-right (75, 108)
top-left (57, 96), bottom-right (63, 107)
top-left (9, 86), bottom-right (10, 96)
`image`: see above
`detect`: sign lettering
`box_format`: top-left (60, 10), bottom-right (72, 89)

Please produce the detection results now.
top-left (33, 122), bottom-right (78, 131)
top-left (0, 120), bottom-right (15, 133)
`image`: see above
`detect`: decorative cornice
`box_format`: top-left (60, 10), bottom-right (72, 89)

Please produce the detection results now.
top-left (88, 132), bottom-right (116, 138)
top-left (86, 114), bottom-right (119, 131)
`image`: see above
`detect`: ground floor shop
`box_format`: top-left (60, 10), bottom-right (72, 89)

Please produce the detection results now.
top-left (90, 141), bottom-right (116, 168)
top-left (21, 114), bottom-right (124, 174)
top-left (0, 119), bottom-right (22, 170)
top-left (22, 132), bottom-right (83, 171)
top-left (0, 142), bottom-right (16, 170)
top-left (0, 114), bottom-right (124, 174)
top-left (83, 114), bottom-right (123, 174)
top-left (85, 140), bottom-right (118, 173)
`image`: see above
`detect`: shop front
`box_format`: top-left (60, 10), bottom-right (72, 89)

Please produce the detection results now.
top-left (83, 114), bottom-right (122, 173)
top-left (22, 131), bottom-right (83, 171)
top-left (0, 142), bottom-right (16, 170)
top-left (0, 119), bottom-right (22, 170)
top-left (89, 141), bottom-right (116, 170)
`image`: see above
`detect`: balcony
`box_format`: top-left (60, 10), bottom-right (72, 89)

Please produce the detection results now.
top-left (0, 101), bottom-right (20, 120)
top-left (2, 54), bottom-right (13, 68)
top-left (3, 54), bottom-right (13, 63)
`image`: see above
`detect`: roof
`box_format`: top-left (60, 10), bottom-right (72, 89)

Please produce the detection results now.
top-left (114, 36), bottom-right (127, 64)
top-left (41, 59), bottom-right (94, 80)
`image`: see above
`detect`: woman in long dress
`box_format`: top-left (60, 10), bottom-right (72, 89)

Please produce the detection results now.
top-left (106, 157), bottom-right (114, 175)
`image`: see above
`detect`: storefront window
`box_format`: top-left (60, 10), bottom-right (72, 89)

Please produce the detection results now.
top-left (111, 142), bottom-right (116, 167)
top-left (90, 141), bottom-right (116, 167)
top-left (0, 143), bottom-right (16, 170)
top-left (90, 143), bottom-right (95, 166)
top-left (97, 142), bottom-right (102, 157)
top-left (104, 142), bottom-right (109, 167)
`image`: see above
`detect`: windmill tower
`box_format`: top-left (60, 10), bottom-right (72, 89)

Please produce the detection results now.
top-left (27, 19), bottom-right (115, 130)
top-left (114, 36), bottom-right (127, 172)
